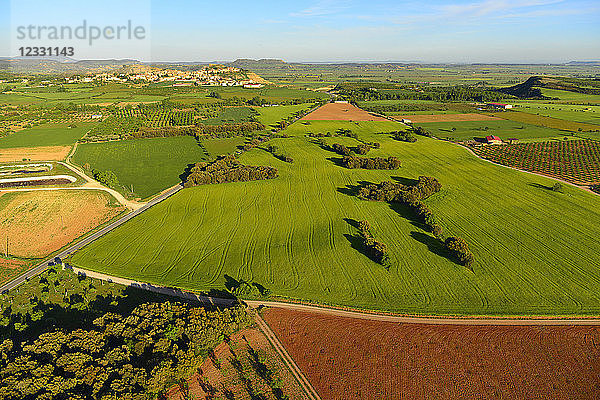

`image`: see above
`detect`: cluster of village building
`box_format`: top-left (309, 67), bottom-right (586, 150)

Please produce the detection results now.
top-left (65, 65), bottom-right (264, 88)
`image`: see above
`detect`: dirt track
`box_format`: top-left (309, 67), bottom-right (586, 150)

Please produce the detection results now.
top-left (263, 307), bottom-right (600, 400)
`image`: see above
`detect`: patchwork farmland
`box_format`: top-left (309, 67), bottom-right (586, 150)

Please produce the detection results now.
top-left (2, 63), bottom-right (600, 400)
top-left (70, 120), bottom-right (600, 315)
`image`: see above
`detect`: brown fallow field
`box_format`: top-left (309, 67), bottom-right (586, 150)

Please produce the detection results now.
top-left (0, 190), bottom-right (123, 259)
top-left (396, 113), bottom-right (501, 123)
top-left (0, 145), bottom-right (72, 162)
top-left (301, 102), bottom-right (388, 121)
top-left (263, 308), bottom-right (600, 400)
top-left (0, 258), bottom-right (32, 285)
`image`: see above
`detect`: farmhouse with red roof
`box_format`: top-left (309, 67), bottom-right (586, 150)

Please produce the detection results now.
top-left (486, 135), bottom-right (503, 145)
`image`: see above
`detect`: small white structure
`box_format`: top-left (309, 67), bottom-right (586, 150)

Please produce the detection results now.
top-left (243, 83), bottom-right (264, 89)
top-left (488, 103), bottom-right (513, 110)
top-left (401, 119), bottom-right (412, 124)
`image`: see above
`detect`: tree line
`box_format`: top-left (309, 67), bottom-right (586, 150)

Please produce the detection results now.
top-left (133, 121), bottom-right (266, 140)
top-left (393, 131), bottom-right (417, 143)
top-left (335, 85), bottom-right (510, 102)
top-left (357, 220), bottom-right (390, 267)
top-left (184, 155), bottom-right (279, 187)
top-left (357, 176), bottom-right (475, 269)
top-left (265, 144), bottom-right (294, 163)
top-left (341, 156), bottom-right (401, 170)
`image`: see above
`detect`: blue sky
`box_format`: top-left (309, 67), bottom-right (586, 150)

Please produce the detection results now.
top-left (1, 0), bottom-right (599, 62)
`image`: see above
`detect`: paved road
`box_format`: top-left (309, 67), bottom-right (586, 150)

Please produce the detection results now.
top-left (0, 184), bottom-right (183, 294)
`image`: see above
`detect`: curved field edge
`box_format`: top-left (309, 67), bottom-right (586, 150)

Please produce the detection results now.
top-left (69, 122), bottom-right (600, 316)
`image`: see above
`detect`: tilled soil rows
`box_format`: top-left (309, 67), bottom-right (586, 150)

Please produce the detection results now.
top-left (301, 103), bottom-right (388, 121)
top-left (263, 307), bottom-right (600, 400)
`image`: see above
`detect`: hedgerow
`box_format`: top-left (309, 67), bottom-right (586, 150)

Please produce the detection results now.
top-left (184, 155), bottom-right (278, 187)
top-left (358, 220), bottom-right (390, 267)
top-left (341, 156), bottom-right (401, 170)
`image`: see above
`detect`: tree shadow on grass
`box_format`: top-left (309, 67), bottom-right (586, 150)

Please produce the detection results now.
top-left (390, 176), bottom-right (419, 186)
top-left (388, 202), bottom-right (428, 231)
top-left (337, 184), bottom-right (362, 196)
top-left (343, 217), bottom-right (360, 229)
top-left (179, 163), bottom-right (196, 183)
top-left (343, 218), bottom-right (384, 265)
top-left (410, 231), bottom-right (463, 266)
top-left (336, 180), bottom-right (375, 197)
top-left (326, 156), bottom-right (346, 167)
top-left (528, 183), bottom-right (555, 191)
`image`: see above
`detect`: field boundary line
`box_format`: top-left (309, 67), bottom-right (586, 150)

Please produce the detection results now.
top-left (245, 300), bottom-right (600, 325)
top-left (31, 266), bottom-right (600, 325)
top-left (254, 313), bottom-right (322, 400)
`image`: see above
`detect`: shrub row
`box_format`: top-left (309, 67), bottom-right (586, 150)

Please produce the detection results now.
top-left (355, 143), bottom-right (372, 155)
top-left (184, 155), bottom-right (278, 187)
top-left (341, 156), bottom-right (401, 170)
top-left (358, 176), bottom-right (442, 203)
top-left (444, 236), bottom-right (475, 268)
top-left (358, 220), bottom-right (390, 267)
top-left (132, 121), bottom-right (265, 139)
top-left (412, 126), bottom-right (433, 137)
top-left (357, 176), bottom-right (475, 268)
top-left (266, 144), bottom-right (294, 163)
top-left (393, 130), bottom-right (417, 143)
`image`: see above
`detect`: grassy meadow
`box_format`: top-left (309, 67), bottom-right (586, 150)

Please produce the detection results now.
top-left (70, 120), bottom-right (600, 316)
top-left (72, 136), bottom-right (208, 199)
top-left (201, 137), bottom-right (246, 158)
top-left (415, 119), bottom-right (568, 141)
top-left (541, 88), bottom-right (600, 103)
top-left (256, 104), bottom-right (317, 126)
top-left (512, 102), bottom-right (600, 125)
top-left (0, 122), bottom-right (95, 148)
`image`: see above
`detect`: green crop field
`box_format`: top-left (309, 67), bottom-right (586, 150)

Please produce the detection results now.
top-left (415, 119), bottom-right (567, 141)
top-left (201, 137), bottom-right (246, 158)
top-left (70, 120), bottom-right (600, 316)
top-left (256, 104), bottom-right (317, 126)
top-left (541, 89), bottom-right (600, 103)
top-left (72, 136), bottom-right (208, 199)
top-left (512, 103), bottom-right (600, 125)
top-left (203, 107), bottom-right (256, 125)
top-left (491, 111), bottom-right (600, 132)
top-left (0, 122), bottom-right (95, 148)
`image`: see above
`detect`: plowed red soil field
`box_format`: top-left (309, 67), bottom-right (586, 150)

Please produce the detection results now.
top-left (263, 308), bottom-right (600, 400)
top-left (301, 103), bottom-right (388, 121)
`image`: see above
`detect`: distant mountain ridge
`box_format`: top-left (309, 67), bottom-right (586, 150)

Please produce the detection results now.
top-left (498, 75), bottom-right (600, 99)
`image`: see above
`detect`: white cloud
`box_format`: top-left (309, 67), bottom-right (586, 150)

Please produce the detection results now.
top-left (291, 0), bottom-right (351, 17)
top-left (439, 0), bottom-right (565, 18)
